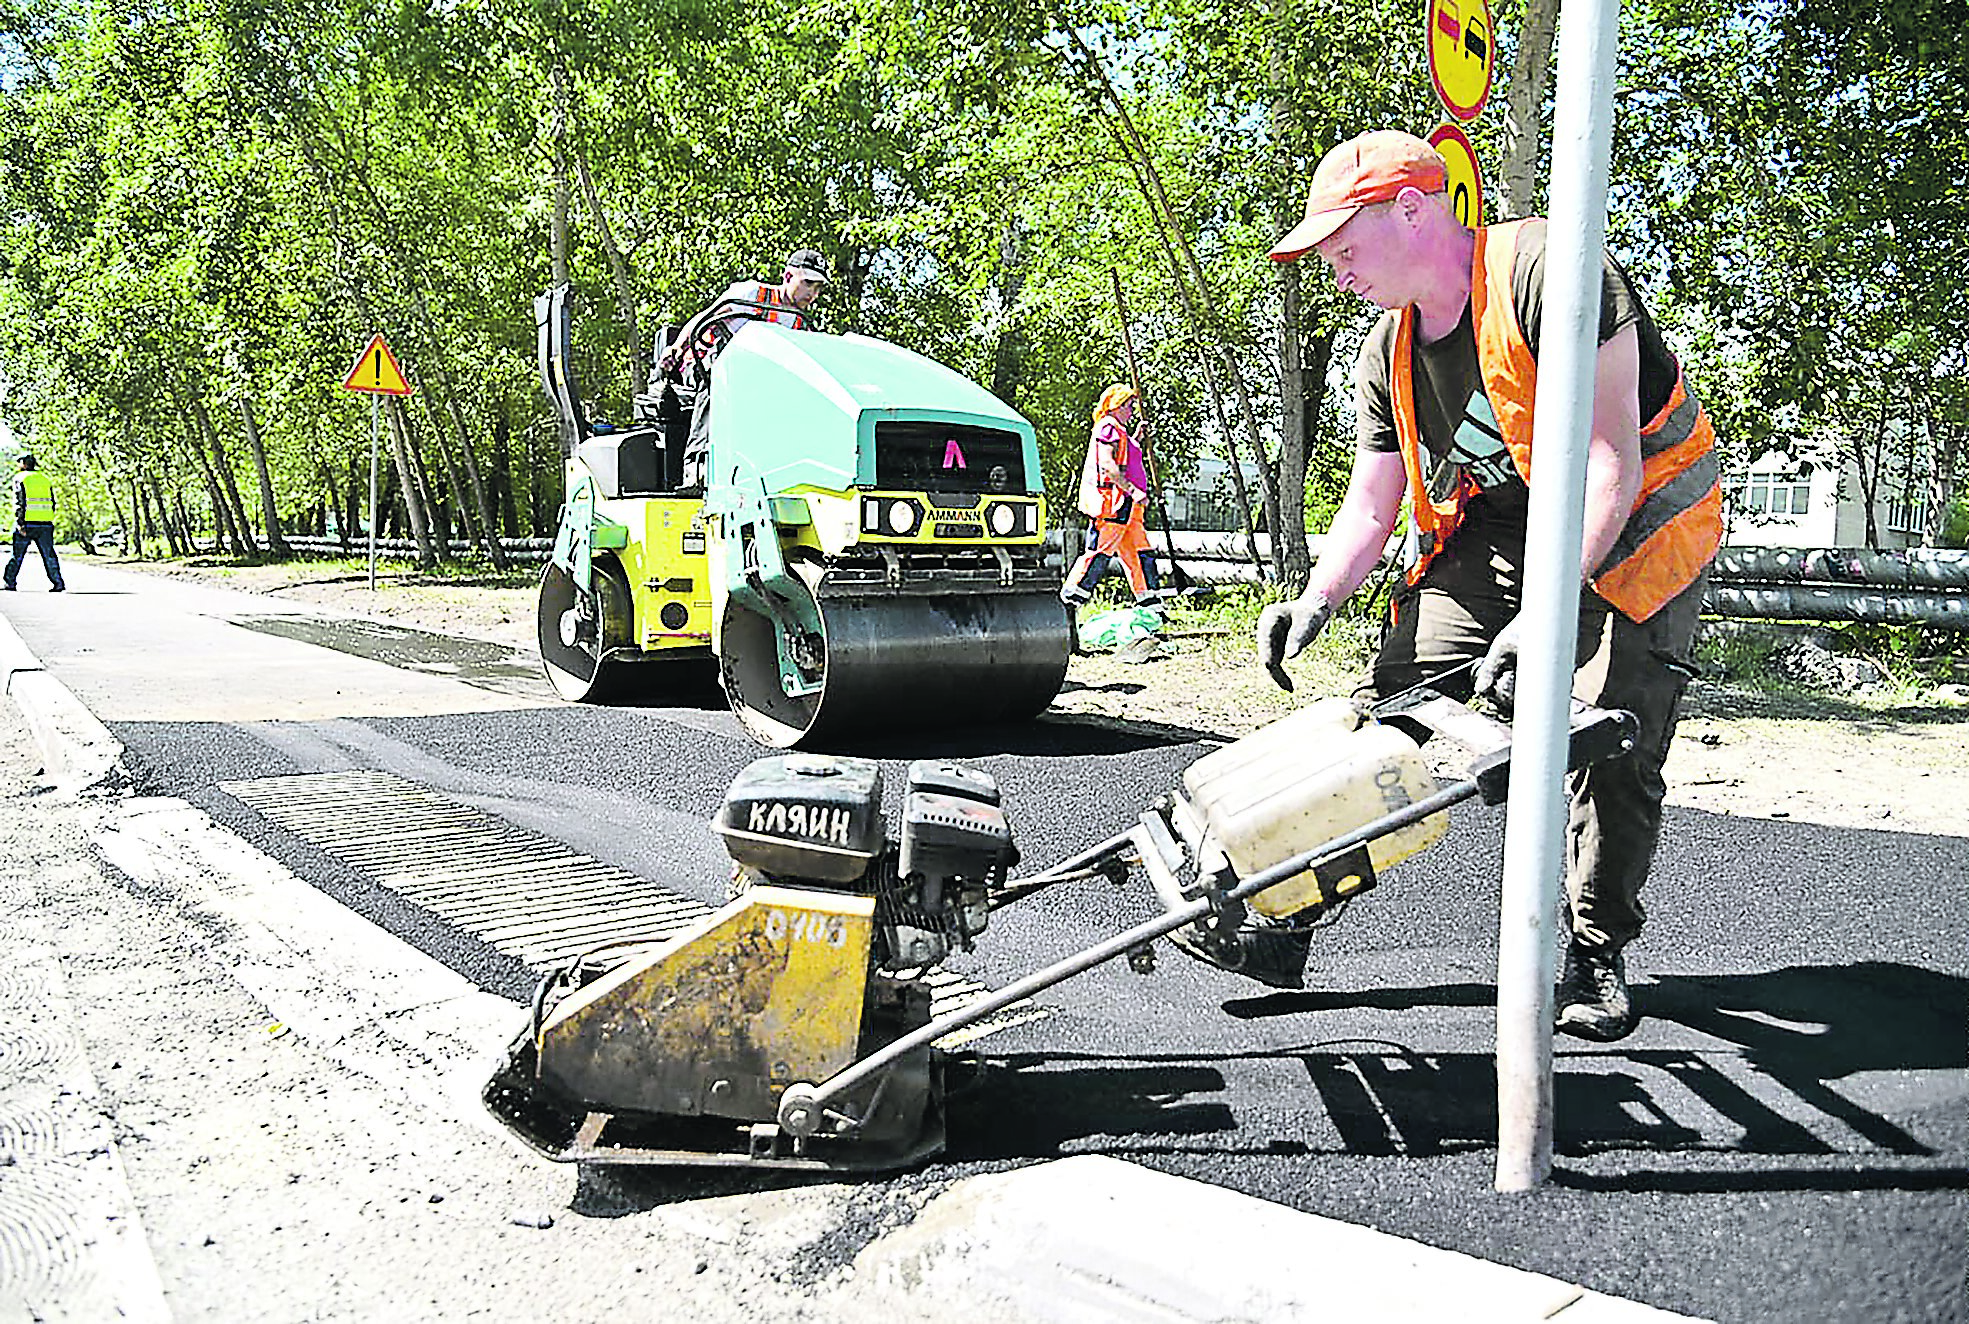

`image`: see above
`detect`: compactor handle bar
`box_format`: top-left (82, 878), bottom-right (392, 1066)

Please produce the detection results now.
top-left (775, 701), bottom-right (1639, 1139)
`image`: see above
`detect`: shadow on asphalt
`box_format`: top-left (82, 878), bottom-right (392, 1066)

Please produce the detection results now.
top-left (826, 714), bottom-right (1209, 760)
top-left (570, 1162), bottom-right (833, 1218)
top-left (1550, 1164), bottom-right (1969, 1194)
top-left (930, 961), bottom-right (1966, 1179)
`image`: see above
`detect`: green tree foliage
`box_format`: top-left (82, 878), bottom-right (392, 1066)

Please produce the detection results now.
top-left (0, 0), bottom-right (1959, 559)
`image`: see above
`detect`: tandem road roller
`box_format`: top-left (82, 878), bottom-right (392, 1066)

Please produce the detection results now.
top-left (483, 685), bottom-right (1638, 1170)
top-left (533, 287), bottom-right (1071, 747)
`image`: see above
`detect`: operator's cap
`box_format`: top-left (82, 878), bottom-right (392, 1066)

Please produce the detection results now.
top-left (785, 249), bottom-right (832, 283)
top-left (1269, 130), bottom-right (1448, 263)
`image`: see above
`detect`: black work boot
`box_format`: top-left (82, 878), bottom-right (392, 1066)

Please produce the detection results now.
top-left (1557, 941), bottom-right (1635, 1041)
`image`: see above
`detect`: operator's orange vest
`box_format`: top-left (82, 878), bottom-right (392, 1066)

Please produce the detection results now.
top-left (1391, 219), bottom-right (1723, 623)
top-left (1076, 419), bottom-right (1135, 522)
top-left (740, 282), bottom-right (806, 330)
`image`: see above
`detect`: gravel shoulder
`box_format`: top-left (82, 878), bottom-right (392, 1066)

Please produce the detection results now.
top-left (85, 553), bottom-right (1969, 839)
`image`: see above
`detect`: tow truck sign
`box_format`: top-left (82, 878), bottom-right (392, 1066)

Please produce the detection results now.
top-left (1427, 0), bottom-right (1494, 122)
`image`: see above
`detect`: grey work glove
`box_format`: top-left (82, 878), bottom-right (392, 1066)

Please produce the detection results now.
top-left (1255, 593), bottom-right (1331, 692)
top-left (1472, 614), bottom-right (1524, 714)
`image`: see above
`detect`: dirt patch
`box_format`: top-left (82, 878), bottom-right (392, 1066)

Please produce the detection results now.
top-left (83, 554), bottom-right (1969, 838)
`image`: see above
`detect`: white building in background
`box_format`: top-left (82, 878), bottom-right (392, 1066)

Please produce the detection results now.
top-left (1722, 449), bottom-right (1934, 550)
top-left (1162, 456), bottom-right (1259, 532)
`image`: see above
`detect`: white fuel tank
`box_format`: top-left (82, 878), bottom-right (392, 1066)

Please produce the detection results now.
top-left (1182, 702), bottom-right (1449, 918)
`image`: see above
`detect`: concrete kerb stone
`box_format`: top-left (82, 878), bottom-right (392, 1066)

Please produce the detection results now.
top-left (0, 613), bottom-right (123, 796)
top-left (838, 1154), bottom-right (1707, 1323)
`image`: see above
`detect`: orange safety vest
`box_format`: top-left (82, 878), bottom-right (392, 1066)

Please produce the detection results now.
top-left (1391, 219), bottom-right (1723, 623)
top-left (1077, 419), bottom-right (1135, 522)
top-left (733, 281), bottom-right (806, 331)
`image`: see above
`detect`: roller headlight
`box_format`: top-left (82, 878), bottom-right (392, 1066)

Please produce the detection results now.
top-left (987, 502), bottom-right (1018, 537)
top-left (861, 496), bottom-right (925, 538)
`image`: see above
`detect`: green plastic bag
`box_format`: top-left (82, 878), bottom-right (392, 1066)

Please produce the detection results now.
top-left (1078, 606), bottom-right (1163, 652)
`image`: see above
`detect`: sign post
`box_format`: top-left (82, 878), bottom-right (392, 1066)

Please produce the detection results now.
top-left (339, 334), bottom-right (413, 591)
top-left (1493, 0), bottom-right (1623, 1193)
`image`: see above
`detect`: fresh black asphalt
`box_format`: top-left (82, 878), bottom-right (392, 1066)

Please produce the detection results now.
top-left (101, 626), bottom-right (1969, 1324)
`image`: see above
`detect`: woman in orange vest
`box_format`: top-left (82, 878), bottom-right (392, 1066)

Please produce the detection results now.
top-left (1234, 131), bottom-right (1720, 1038)
top-left (1062, 385), bottom-right (1164, 606)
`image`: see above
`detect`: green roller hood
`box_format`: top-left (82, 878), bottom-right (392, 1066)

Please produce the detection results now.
top-left (705, 323), bottom-right (1041, 496)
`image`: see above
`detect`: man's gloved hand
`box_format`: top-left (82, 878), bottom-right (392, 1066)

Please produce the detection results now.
top-left (1255, 592), bottom-right (1331, 691)
top-left (1473, 614), bottom-right (1524, 713)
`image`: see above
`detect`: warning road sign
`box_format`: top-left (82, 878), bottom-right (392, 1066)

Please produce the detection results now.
top-left (1430, 123), bottom-right (1485, 229)
top-left (1427, 0), bottom-right (1494, 122)
top-left (341, 334), bottom-right (412, 396)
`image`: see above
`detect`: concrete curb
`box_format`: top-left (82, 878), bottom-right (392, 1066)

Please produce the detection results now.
top-left (0, 612), bottom-right (122, 795)
top-left (840, 1154), bottom-right (1703, 1322)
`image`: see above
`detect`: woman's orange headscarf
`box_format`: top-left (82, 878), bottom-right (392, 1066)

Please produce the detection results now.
top-left (1091, 384), bottom-right (1138, 426)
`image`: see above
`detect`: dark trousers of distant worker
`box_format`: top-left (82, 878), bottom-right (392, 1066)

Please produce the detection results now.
top-left (1066, 506), bottom-right (1161, 602)
top-left (4, 523), bottom-right (64, 591)
top-left (1354, 519), bottom-right (1706, 954)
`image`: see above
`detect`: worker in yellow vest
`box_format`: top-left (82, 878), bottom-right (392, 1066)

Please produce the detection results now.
top-left (1237, 131), bottom-right (1720, 1037)
top-left (5, 453), bottom-right (66, 593)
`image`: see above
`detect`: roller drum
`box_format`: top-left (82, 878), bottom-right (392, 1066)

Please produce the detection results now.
top-left (721, 578), bottom-right (1072, 748)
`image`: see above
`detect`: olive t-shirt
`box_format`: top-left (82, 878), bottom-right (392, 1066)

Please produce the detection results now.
top-left (1355, 220), bottom-right (1680, 531)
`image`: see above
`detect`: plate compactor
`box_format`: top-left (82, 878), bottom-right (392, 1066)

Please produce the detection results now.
top-left (483, 689), bottom-right (1637, 1171)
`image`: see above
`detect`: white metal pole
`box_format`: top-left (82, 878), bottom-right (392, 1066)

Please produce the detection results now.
top-left (367, 394), bottom-right (379, 592)
top-left (1493, 0), bottom-right (1623, 1193)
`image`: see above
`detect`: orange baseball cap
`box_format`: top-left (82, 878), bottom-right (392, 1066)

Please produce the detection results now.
top-left (1269, 130), bottom-right (1448, 263)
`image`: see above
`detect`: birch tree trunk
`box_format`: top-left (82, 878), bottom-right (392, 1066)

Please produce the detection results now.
top-left (182, 407), bottom-right (242, 555)
top-left (1497, 0), bottom-right (1560, 219)
top-left (189, 394), bottom-right (261, 557)
top-left (990, 215), bottom-right (1029, 407)
top-left (386, 397), bottom-right (439, 569)
top-left (1063, 32), bottom-right (1286, 581)
top-left (146, 475), bottom-right (185, 557)
top-left (572, 137), bottom-right (645, 400)
top-left (443, 393), bottom-right (506, 567)
top-left (238, 396), bottom-right (291, 557)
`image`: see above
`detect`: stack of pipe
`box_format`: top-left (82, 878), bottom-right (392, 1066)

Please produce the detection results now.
top-left (1705, 547), bottom-right (1969, 628)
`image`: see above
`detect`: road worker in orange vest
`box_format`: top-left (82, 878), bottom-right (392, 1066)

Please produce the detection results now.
top-left (1230, 130), bottom-right (1721, 1036)
top-left (660, 249), bottom-right (831, 488)
top-left (1062, 385), bottom-right (1168, 608)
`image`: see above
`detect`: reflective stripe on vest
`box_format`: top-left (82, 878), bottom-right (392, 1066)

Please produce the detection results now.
top-left (1391, 218), bottom-right (1722, 623)
top-left (744, 282), bottom-right (806, 331)
top-left (16, 470), bottom-right (54, 523)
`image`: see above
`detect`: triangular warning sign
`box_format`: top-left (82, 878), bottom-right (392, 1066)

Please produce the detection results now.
top-left (340, 334), bottom-right (413, 396)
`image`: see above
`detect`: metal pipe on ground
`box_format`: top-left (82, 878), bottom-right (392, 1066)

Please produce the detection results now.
top-left (1713, 546), bottom-right (1969, 590)
top-left (1706, 583), bottom-right (1968, 627)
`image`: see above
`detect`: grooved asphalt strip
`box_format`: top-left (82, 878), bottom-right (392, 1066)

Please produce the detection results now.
top-left (218, 770), bottom-right (1050, 1043)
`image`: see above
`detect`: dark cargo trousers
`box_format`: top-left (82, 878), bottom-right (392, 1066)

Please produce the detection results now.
top-left (1354, 522), bottom-right (1706, 953)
